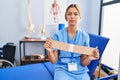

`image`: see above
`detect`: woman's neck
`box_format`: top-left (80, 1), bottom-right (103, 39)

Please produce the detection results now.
top-left (67, 25), bottom-right (77, 40)
top-left (67, 25), bottom-right (77, 33)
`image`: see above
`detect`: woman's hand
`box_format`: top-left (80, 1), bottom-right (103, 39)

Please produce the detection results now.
top-left (44, 38), bottom-right (58, 64)
top-left (44, 38), bottom-right (53, 53)
top-left (89, 48), bottom-right (99, 60)
top-left (81, 48), bottom-right (99, 66)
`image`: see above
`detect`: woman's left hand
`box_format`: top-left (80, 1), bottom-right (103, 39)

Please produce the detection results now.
top-left (89, 48), bottom-right (99, 60)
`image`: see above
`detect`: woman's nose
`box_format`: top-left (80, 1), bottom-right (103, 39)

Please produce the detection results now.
top-left (71, 14), bottom-right (75, 18)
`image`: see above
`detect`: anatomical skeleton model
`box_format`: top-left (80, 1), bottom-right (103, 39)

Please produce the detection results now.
top-left (40, 26), bottom-right (46, 40)
top-left (26, 0), bottom-right (35, 35)
top-left (50, 0), bottom-right (60, 23)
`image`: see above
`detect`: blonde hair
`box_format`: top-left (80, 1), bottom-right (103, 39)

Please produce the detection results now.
top-left (65, 4), bottom-right (81, 20)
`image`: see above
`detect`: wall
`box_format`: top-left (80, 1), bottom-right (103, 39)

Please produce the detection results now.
top-left (87, 0), bottom-right (101, 34)
top-left (0, 0), bottom-right (101, 65)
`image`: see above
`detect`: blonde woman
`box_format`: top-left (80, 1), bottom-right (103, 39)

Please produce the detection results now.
top-left (44, 4), bottom-right (99, 80)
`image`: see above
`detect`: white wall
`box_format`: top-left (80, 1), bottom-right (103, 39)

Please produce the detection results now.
top-left (0, 0), bottom-right (101, 64)
top-left (87, 0), bottom-right (101, 34)
top-left (101, 3), bottom-right (120, 70)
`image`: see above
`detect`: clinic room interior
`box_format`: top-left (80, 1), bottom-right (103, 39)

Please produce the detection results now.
top-left (0, 0), bottom-right (120, 80)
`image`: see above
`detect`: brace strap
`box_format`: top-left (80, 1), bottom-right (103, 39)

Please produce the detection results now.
top-left (51, 40), bottom-right (99, 55)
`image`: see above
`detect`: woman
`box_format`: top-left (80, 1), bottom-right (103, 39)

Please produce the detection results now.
top-left (44, 4), bottom-right (99, 80)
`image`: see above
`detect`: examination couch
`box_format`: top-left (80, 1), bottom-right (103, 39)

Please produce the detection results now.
top-left (0, 33), bottom-right (118, 80)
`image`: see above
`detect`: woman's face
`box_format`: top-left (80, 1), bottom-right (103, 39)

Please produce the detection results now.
top-left (66, 7), bottom-right (80, 26)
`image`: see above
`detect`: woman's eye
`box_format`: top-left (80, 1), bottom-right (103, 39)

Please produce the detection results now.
top-left (74, 13), bottom-right (78, 16)
top-left (67, 13), bottom-right (79, 16)
top-left (67, 13), bottom-right (72, 16)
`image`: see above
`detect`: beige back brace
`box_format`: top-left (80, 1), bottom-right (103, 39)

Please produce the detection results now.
top-left (51, 40), bottom-right (99, 56)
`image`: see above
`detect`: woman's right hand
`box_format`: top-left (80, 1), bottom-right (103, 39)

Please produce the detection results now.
top-left (44, 38), bottom-right (58, 64)
top-left (44, 38), bottom-right (53, 53)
